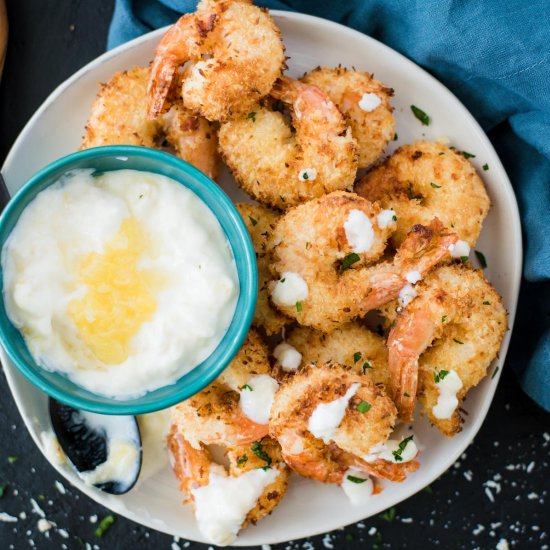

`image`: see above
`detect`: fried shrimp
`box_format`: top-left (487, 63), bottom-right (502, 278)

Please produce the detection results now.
top-left (82, 66), bottom-right (219, 180)
top-left (236, 203), bottom-right (289, 335)
top-left (168, 431), bottom-right (289, 545)
top-left (302, 66), bottom-right (395, 168)
top-left (286, 322), bottom-right (390, 391)
top-left (269, 363), bottom-right (419, 483)
top-left (147, 0), bottom-right (285, 122)
top-left (171, 329), bottom-right (277, 448)
top-left (268, 191), bottom-right (457, 332)
top-left (355, 141), bottom-right (490, 248)
top-left (387, 265), bottom-right (507, 432)
top-left (219, 77), bottom-right (357, 210)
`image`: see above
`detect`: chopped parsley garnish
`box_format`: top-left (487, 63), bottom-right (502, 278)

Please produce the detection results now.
top-left (237, 454), bottom-right (248, 467)
top-left (460, 256), bottom-right (469, 263)
top-left (392, 214), bottom-right (398, 221)
top-left (240, 384), bottom-right (253, 391)
top-left (475, 250), bottom-right (487, 268)
top-left (430, 182), bottom-right (442, 188)
top-left (410, 105), bottom-right (430, 125)
top-left (280, 278), bottom-right (286, 283)
top-left (453, 338), bottom-right (464, 345)
top-left (247, 111), bottom-right (257, 122)
top-left (441, 315), bottom-right (447, 322)
top-left (139, 194), bottom-right (143, 199)
top-left (434, 369), bottom-right (450, 383)
top-left (251, 440), bottom-right (272, 466)
top-left (0, 483), bottom-right (7, 498)
top-left (461, 151), bottom-right (476, 159)
top-left (94, 514), bottom-right (116, 538)
top-left (353, 351), bottom-right (362, 363)
top-left (423, 484), bottom-right (433, 494)
top-left (482, 163), bottom-right (489, 171)
top-left (393, 133), bottom-right (398, 141)
top-left (357, 401), bottom-right (371, 414)
top-left (38, 494), bottom-right (46, 501)
top-left (345, 533), bottom-right (354, 542)
top-left (392, 436), bottom-right (414, 462)
top-left (305, 241), bottom-right (311, 249)
top-left (258, 465), bottom-right (271, 471)
top-left (404, 392), bottom-right (411, 397)
top-left (340, 252), bottom-right (361, 272)
top-left (449, 146), bottom-right (456, 150)
top-left (302, 171), bottom-right (310, 180)
top-left (483, 300), bottom-right (491, 305)
top-left (380, 506), bottom-right (397, 522)
top-left (346, 474), bottom-right (367, 484)
top-left (491, 366), bottom-right (500, 379)
top-left (248, 215), bottom-right (258, 226)
top-left (362, 361), bottom-right (372, 373)
top-left (7, 456), bottom-right (18, 464)
top-left (438, 152), bottom-right (445, 156)
top-left (296, 301), bottom-right (303, 312)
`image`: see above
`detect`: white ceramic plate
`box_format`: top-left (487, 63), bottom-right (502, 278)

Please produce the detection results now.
top-left (1, 11), bottom-right (522, 546)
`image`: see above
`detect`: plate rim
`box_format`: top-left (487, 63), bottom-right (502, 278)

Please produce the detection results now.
top-left (0, 9), bottom-right (523, 546)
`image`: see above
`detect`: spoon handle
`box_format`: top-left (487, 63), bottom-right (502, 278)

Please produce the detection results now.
top-left (0, 172), bottom-right (11, 213)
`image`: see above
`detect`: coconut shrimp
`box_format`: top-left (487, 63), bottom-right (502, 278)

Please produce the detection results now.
top-left (168, 431), bottom-right (289, 545)
top-left (285, 322), bottom-right (390, 392)
top-left (219, 77), bottom-right (358, 210)
top-left (387, 264), bottom-right (507, 432)
top-left (302, 66), bottom-right (395, 169)
top-left (171, 329), bottom-right (277, 448)
top-left (268, 191), bottom-right (457, 332)
top-left (355, 141), bottom-right (490, 249)
top-left (147, 0), bottom-right (285, 122)
top-left (269, 363), bottom-right (419, 483)
top-left (82, 66), bottom-right (219, 180)
top-left (236, 203), bottom-right (289, 335)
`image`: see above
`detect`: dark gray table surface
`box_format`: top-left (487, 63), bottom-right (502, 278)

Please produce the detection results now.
top-left (0, 1), bottom-right (549, 549)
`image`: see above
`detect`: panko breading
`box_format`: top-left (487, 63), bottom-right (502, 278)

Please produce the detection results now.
top-left (219, 77), bottom-right (357, 210)
top-left (148, 0), bottom-right (285, 122)
top-left (268, 191), bottom-right (456, 332)
top-left (236, 203), bottom-right (289, 335)
top-left (302, 66), bottom-right (395, 168)
top-left (355, 141), bottom-right (490, 248)
top-left (387, 265), bottom-right (507, 434)
top-left (171, 329), bottom-right (271, 448)
top-left (286, 323), bottom-right (390, 392)
top-left (82, 66), bottom-right (219, 180)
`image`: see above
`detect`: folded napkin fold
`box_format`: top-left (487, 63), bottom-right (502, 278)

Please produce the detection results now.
top-left (109, 0), bottom-right (550, 412)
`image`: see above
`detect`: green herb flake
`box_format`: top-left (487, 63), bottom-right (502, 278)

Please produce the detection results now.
top-left (240, 384), bottom-right (253, 391)
top-left (340, 252), bottom-right (361, 272)
top-left (344, 533), bottom-right (354, 542)
top-left (0, 483), bottom-right (7, 498)
top-left (410, 105), bottom-right (430, 125)
top-left (247, 111), bottom-right (257, 122)
top-left (380, 506), bottom-right (397, 522)
top-left (305, 241), bottom-right (311, 249)
top-left (296, 301), bottom-right (303, 312)
top-left (346, 474), bottom-right (367, 484)
top-left (475, 250), bottom-right (488, 268)
top-left (491, 366), bottom-right (500, 380)
top-left (404, 392), bottom-right (411, 397)
top-left (430, 182), bottom-right (442, 189)
top-left (280, 278), bottom-right (286, 283)
top-left (356, 401), bottom-right (371, 414)
top-left (258, 465), bottom-right (272, 471)
top-left (237, 454), bottom-right (248, 467)
top-left (392, 214), bottom-right (398, 221)
top-left (483, 300), bottom-right (491, 305)
top-left (449, 146), bottom-right (456, 150)
top-left (94, 514), bottom-right (116, 538)
top-left (302, 171), bottom-right (309, 180)
top-left (482, 163), bottom-right (489, 171)
top-left (138, 194), bottom-right (143, 199)
top-left (251, 441), bottom-right (272, 466)
top-left (7, 456), bottom-right (18, 464)
top-left (38, 494), bottom-right (46, 501)
top-left (461, 151), bottom-right (476, 159)
top-left (423, 484), bottom-right (433, 494)
top-left (353, 351), bottom-right (362, 363)
top-left (453, 338), bottom-right (464, 345)
top-left (248, 215), bottom-right (258, 226)
top-left (362, 361), bottom-right (372, 374)
top-left (438, 152), bottom-right (445, 156)
top-left (392, 436), bottom-right (414, 462)
top-left (393, 133), bottom-right (398, 141)
top-left (441, 315), bottom-right (447, 323)
top-left (434, 369), bottom-right (450, 383)
top-left (460, 256), bottom-right (469, 263)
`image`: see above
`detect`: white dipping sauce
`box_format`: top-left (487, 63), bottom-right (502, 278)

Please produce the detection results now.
top-left (273, 342), bottom-right (302, 372)
top-left (344, 210), bottom-right (374, 253)
top-left (308, 383), bottom-right (360, 443)
top-left (432, 369), bottom-right (463, 419)
top-left (2, 169), bottom-right (238, 398)
top-left (341, 468), bottom-right (374, 505)
top-left (192, 465), bottom-right (279, 546)
top-left (239, 374), bottom-right (279, 425)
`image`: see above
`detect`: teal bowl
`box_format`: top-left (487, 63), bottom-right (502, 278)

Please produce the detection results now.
top-left (0, 146), bottom-right (257, 415)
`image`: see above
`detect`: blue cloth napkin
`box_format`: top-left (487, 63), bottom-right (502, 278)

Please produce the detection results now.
top-left (108, 0), bottom-right (550, 412)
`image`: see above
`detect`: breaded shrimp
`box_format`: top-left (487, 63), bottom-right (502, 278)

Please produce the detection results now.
top-left (219, 77), bottom-right (358, 210)
top-left (302, 66), bottom-right (395, 168)
top-left (171, 329), bottom-right (274, 448)
top-left (355, 141), bottom-right (490, 248)
top-left (236, 203), bottom-right (289, 335)
top-left (268, 191), bottom-right (457, 332)
top-left (286, 322), bottom-right (390, 392)
top-left (82, 66), bottom-right (219, 180)
top-left (387, 264), bottom-right (507, 432)
top-left (147, 0), bottom-right (285, 122)
top-left (269, 363), bottom-right (419, 483)
top-left (168, 431), bottom-right (289, 545)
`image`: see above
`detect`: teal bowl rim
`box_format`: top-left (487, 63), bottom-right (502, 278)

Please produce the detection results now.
top-left (0, 145), bottom-right (258, 415)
